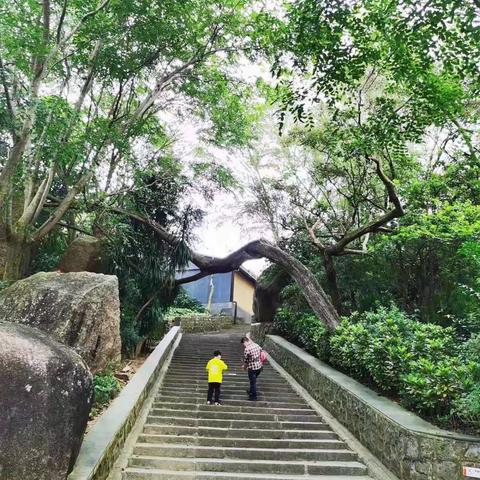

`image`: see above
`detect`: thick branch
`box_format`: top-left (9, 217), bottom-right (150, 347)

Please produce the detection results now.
top-left (110, 207), bottom-right (340, 329)
top-left (370, 156), bottom-right (403, 213)
top-left (326, 157), bottom-right (404, 255)
top-left (74, 40), bottom-right (102, 113)
top-left (33, 171), bottom-right (93, 241)
top-left (18, 165), bottom-right (55, 227)
top-left (0, 57), bottom-right (17, 141)
top-left (56, 0), bottom-right (68, 44)
top-left (132, 56), bottom-right (201, 120)
top-left (134, 293), bottom-right (158, 323)
top-left (176, 271), bottom-right (211, 285)
top-left (57, 222), bottom-right (92, 236)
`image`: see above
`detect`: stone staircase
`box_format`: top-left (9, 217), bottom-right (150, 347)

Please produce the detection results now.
top-left (121, 332), bottom-right (373, 480)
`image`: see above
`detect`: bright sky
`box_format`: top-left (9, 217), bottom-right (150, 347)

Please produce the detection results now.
top-left (162, 60), bottom-right (274, 278)
top-left (171, 125), bottom-right (270, 277)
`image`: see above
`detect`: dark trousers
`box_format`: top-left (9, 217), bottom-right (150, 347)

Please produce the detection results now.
top-left (248, 368), bottom-right (262, 399)
top-left (207, 382), bottom-right (221, 403)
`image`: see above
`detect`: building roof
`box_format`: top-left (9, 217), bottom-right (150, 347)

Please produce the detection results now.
top-left (177, 262), bottom-right (257, 285)
top-left (236, 266), bottom-right (257, 285)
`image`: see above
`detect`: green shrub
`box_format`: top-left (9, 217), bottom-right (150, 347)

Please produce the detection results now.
top-left (165, 307), bottom-right (209, 320)
top-left (93, 372), bottom-right (121, 409)
top-left (330, 306), bottom-right (461, 394)
top-left (334, 307), bottom-right (478, 426)
top-left (276, 304), bottom-right (477, 427)
top-left (410, 322), bottom-right (459, 359)
top-left (361, 310), bottom-right (414, 391)
top-left (274, 307), bottom-right (330, 360)
top-left (463, 334), bottom-right (480, 367)
top-left (455, 385), bottom-right (480, 429)
top-left (329, 318), bottom-right (371, 379)
top-left (400, 357), bottom-right (474, 416)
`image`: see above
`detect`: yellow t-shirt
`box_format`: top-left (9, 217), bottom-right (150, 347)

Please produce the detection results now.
top-left (206, 357), bottom-right (228, 383)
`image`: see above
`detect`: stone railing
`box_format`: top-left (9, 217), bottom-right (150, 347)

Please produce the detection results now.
top-left (172, 315), bottom-right (234, 333)
top-left (68, 326), bottom-right (180, 480)
top-left (250, 325), bottom-right (480, 480)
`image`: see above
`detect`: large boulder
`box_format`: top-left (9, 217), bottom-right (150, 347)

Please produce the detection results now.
top-left (0, 321), bottom-right (93, 480)
top-left (57, 235), bottom-right (106, 273)
top-left (0, 271), bottom-right (121, 372)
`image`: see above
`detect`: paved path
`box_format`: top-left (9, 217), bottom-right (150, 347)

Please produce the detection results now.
top-left (118, 331), bottom-right (373, 479)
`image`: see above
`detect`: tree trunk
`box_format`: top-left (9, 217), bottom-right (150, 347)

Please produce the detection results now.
top-left (323, 253), bottom-right (343, 316)
top-left (3, 232), bottom-right (34, 282)
top-left (253, 266), bottom-right (290, 323)
top-left (110, 208), bottom-right (342, 330)
top-left (188, 239), bottom-right (341, 330)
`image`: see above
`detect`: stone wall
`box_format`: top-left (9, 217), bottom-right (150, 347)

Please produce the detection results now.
top-left (249, 322), bottom-right (272, 345)
top-left (258, 331), bottom-right (480, 480)
top-left (68, 327), bottom-right (180, 480)
top-left (176, 315), bottom-right (234, 333)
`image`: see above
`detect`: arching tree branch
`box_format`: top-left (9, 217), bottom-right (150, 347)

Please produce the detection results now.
top-left (108, 206), bottom-right (340, 329)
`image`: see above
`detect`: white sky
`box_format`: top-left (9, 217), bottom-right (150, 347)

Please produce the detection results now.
top-left (161, 60), bottom-right (275, 278)
top-left (173, 129), bottom-right (270, 277)
top-left (164, 115), bottom-right (271, 278)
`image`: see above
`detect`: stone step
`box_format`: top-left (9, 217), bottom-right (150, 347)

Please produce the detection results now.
top-left (142, 424), bottom-right (338, 440)
top-left (118, 332), bottom-right (371, 480)
top-left (168, 364), bottom-right (271, 369)
top-left (146, 415), bottom-right (328, 430)
top-left (133, 443), bottom-right (358, 462)
top-left (149, 407), bottom-right (320, 422)
top-left (165, 369), bottom-right (278, 378)
top-left (168, 367), bottom-right (277, 374)
top-left (137, 434), bottom-right (346, 450)
top-left (157, 388), bottom-right (300, 400)
top-left (165, 368), bottom-right (279, 375)
top-left (152, 401), bottom-right (316, 415)
top-left (154, 395), bottom-right (307, 409)
top-left (128, 456), bottom-right (369, 476)
top-left (162, 378), bottom-right (292, 388)
top-left (170, 356), bottom-right (247, 360)
top-left (123, 469), bottom-right (372, 480)
top-left (163, 376), bottom-right (287, 386)
top-left (160, 384), bottom-right (298, 394)
top-left (164, 375), bottom-right (287, 382)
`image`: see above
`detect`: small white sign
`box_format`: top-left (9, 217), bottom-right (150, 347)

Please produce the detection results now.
top-left (464, 466), bottom-right (480, 478)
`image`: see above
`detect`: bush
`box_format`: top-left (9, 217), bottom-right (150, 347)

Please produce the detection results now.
top-left (463, 334), bottom-right (480, 367)
top-left (274, 307), bottom-right (330, 360)
top-left (93, 372), bottom-right (121, 410)
top-left (329, 319), bottom-right (371, 379)
top-left (455, 385), bottom-right (480, 429)
top-left (279, 303), bottom-right (477, 429)
top-left (400, 357), bottom-right (474, 416)
top-left (453, 334), bottom-right (480, 429)
top-left (330, 306), bottom-right (461, 394)
top-left (165, 307), bottom-right (209, 321)
top-left (171, 287), bottom-right (206, 312)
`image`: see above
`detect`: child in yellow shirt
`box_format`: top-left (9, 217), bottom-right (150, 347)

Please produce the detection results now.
top-left (206, 350), bottom-right (228, 405)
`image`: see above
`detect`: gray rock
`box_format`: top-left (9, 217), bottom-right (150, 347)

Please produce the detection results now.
top-left (58, 235), bottom-right (105, 273)
top-left (0, 271), bottom-right (121, 372)
top-left (0, 321), bottom-right (93, 480)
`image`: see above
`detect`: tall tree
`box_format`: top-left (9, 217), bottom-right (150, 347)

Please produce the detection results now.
top-left (0, 0), bottom-right (260, 280)
top-left (244, 0), bottom-right (480, 313)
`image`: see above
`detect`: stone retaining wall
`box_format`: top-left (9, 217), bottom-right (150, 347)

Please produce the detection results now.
top-left (68, 326), bottom-right (180, 480)
top-left (252, 327), bottom-right (480, 480)
top-left (176, 315), bottom-right (233, 333)
top-left (248, 322), bottom-right (272, 344)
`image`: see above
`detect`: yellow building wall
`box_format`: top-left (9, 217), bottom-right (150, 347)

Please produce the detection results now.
top-left (233, 272), bottom-right (255, 316)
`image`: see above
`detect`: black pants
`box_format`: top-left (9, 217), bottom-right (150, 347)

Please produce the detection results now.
top-left (248, 368), bottom-right (262, 399)
top-left (207, 382), bottom-right (221, 403)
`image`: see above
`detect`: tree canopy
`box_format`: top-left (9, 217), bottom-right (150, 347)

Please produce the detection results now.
top-left (1, 0), bottom-right (480, 362)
